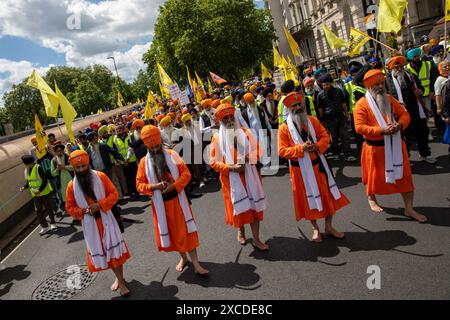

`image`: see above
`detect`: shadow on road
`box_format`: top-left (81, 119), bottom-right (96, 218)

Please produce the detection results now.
top-left (111, 268), bottom-right (179, 300)
top-left (0, 264), bottom-right (31, 298)
top-left (333, 165), bottom-right (362, 189)
top-left (384, 206), bottom-right (450, 227)
top-left (121, 205), bottom-right (149, 216)
top-left (410, 156), bottom-right (450, 176)
top-left (177, 248), bottom-right (261, 290)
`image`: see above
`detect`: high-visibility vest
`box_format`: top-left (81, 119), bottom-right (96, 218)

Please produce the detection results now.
top-left (347, 83), bottom-right (367, 113)
top-left (107, 135), bottom-right (118, 164)
top-left (408, 61), bottom-right (431, 96)
top-left (27, 164), bottom-right (52, 197)
top-left (278, 96), bottom-right (287, 125)
top-left (306, 96), bottom-right (316, 117)
top-left (114, 136), bottom-right (136, 163)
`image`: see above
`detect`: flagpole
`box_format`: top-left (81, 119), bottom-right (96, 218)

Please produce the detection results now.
top-left (445, 1), bottom-right (448, 52)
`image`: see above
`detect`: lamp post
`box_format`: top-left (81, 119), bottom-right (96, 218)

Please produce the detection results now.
top-left (107, 56), bottom-right (124, 104)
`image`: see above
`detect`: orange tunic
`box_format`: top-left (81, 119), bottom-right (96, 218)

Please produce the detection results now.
top-left (65, 171), bottom-right (131, 273)
top-left (136, 149), bottom-right (199, 253)
top-left (278, 116), bottom-right (350, 221)
top-left (210, 127), bottom-right (264, 228)
top-left (354, 95), bottom-right (414, 195)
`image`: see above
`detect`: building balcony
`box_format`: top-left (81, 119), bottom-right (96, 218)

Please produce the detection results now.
top-left (289, 18), bottom-right (313, 36)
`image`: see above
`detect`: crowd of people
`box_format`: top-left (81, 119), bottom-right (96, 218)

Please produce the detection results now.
top-left (18, 42), bottom-right (450, 297)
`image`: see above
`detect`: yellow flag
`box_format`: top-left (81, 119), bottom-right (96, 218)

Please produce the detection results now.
top-left (348, 28), bottom-right (371, 57)
top-left (273, 46), bottom-right (282, 68)
top-left (157, 63), bottom-right (173, 85)
top-left (145, 90), bottom-right (158, 119)
top-left (159, 82), bottom-right (170, 98)
top-left (117, 91), bottom-right (125, 107)
top-left (27, 70), bottom-right (60, 118)
top-left (207, 77), bottom-right (214, 94)
top-left (186, 65), bottom-right (195, 92)
top-left (377, 0), bottom-right (407, 33)
top-left (34, 114), bottom-right (47, 158)
top-left (283, 26), bottom-right (300, 57)
top-left (261, 62), bottom-right (271, 80)
top-left (55, 82), bottom-right (77, 144)
top-left (323, 25), bottom-right (347, 49)
top-left (446, 0), bottom-right (450, 22)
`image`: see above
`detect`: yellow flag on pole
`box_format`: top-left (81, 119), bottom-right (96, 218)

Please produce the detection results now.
top-left (34, 114), bottom-right (47, 158)
top-left (55, 82), bottom-right (77, 144)
top-left (273, 46), bottom-right (282, 68)
top-left (144, 90), bottom-right (157, 119)
top-left (157, 63), bottom-right (173, 85)
top-left (323, 25), bottom-right (347, 49)
top-left (27, 70), bottom-right (60, 118)
top-left (261, 62), bottom-right (271, 80)
top-left (348, 28), bottom-right (371, 57)
top-left (117, 91), bottom-right (125, 107)
top-left (377, 0), bottom-right (407, 33)
top-left (186, 65), bottom-right (194, 92)
top-left (207, 77), bottom-right (214, 94)
top-left (159, 82), bottom-right (170, 98)
top-left (283, 26), bottom-right (300, 57)
top-left (446, 0), bottom-right (450, 21)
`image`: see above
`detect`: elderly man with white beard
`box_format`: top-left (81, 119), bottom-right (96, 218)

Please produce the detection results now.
top-left (210, 103), bottom-right (269, 250)
top-left (387, 56), bottom-right (436, 164)
top-left (354, 69), bottom-right (428, 222)
top-left (129, 119), bottom-right (148, 163)
top-left (278, 92), bottom-right (349, 242)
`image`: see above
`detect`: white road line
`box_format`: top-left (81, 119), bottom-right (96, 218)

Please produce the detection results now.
top-left (0, 225), bottom-right (40, 264)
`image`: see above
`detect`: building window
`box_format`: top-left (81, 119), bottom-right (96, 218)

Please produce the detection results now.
top-left (416, 0), bottom-right (443, 21)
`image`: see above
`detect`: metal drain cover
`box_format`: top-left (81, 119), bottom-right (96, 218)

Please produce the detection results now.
top-left (31, 265), bottom-right (97, 300)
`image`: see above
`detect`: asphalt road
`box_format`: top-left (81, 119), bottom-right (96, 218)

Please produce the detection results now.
top-left (1, 138), bottom-right (449, 300)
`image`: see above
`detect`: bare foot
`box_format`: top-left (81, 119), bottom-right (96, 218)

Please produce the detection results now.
top-left (405, 209), bottom-right (428, 223)
top-left (111, 278), bottom-right (119, 291)
top-left (175, 257), bottom-right (189, 272)
top-left (194, 265), bottom-right (209, 276)
top-left (252, 240), bottom-right (269, 251)
top-left (325, 227), bottom-right (345, 239)
top-left (237, 231), bottom-right (246, 245)
top-left (118, 283), bottom-right (130, 297)
top-left (368, 199), bottom-right (384, 213)
top-left (311, 229), bottom-right (322, 243)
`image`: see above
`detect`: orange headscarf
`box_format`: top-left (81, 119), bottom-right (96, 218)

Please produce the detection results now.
top-left (215, 103), bottom-right (235, 122)
top-left (212, 99), bottom-right (221, 109)
top-left (386, 56), bottom-right (407, 70)
top-left (69, 150), bottom-right (90, 166)
top-left (201, 99), bottom-right (212, 109)
top-left (363, 69), bottom-right (385, 88)
top-left (141, 125), bottom-right (162, 148)
top-left (131, 119), bottom-right (145, 130)
top-left (243, 92), bottom-right (255, 104)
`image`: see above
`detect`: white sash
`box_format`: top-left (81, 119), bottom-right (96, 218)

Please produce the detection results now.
top-left (235, 108), bottom-right (250, 129)
top-left (287, 116), bottom-right (341, 211)
top-left (218, 126), bottom-right (267, 215)
top-left (145, 149), bottom-right (197, 248)
top-left (365, 92), bottom-right (404, 183)
top-left (73, 170), bottom-right (128, 270)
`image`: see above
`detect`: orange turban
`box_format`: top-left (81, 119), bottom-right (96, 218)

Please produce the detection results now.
top-left (386, 56), bottom-right (407, 70)
top-left (69, 150), bottom-right (89, 166)
top-left (283, 92), bottom-right (304, 108)
top-left (181, 108), bottom-right (188, 114)
top-left (363, 69), bottom-right (386, 88)
top-left (243, 92), bottom-right (255, 104)
top-left (215, 103), bottom-right (235, 122)
top-left (31, 137), bottom-right (37, 144)
top-left (159, 116), bottom-right (172, 127)
top-left (201, 99), bottom-right (212, 109)
top-left (156, 114), bottom-right (164, 123)
top-left (172, 99), bottom-right (179, 106)
top-left (128, 114), bottom-right (135, 121)
top-left (212, 99), bottom-right (221, 109)
top-left (141, 125), bottom-right (162, 148)
top-left (131, 119), bottom-right (145, 130)
top-left (168, 112), bottom-right (176, 119)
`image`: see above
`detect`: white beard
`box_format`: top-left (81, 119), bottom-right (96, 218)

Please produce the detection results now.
top-left (133, 130), bottom-right (141, 141)
top-left (289, 109), bottom-right (308, 130)
top-left (392, 70), bottom-right (407, 88)
top-left (265, 99), bottom-right (274, 116)
top-left (56, 155), bottom-right (65, 166)
top-left (374, 92), bottom-right (392, 120)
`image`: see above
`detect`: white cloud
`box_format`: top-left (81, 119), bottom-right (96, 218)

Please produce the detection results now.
top-left (0, 59), bottom-right (51, 107)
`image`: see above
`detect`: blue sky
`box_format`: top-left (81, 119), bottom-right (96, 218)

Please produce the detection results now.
top-left (0, 0), bottom-right (265, 106)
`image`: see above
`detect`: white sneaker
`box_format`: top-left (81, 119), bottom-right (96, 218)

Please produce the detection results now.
top-left (39, 227), bottom-right (50, 235)
top-left (50, 224), bottom-right (57, 231)
top-left (420, 156), bottom-right (437, 164)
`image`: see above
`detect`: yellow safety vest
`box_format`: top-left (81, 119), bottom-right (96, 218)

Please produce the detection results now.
top-left (107, 135), bottom-right (118, 164)
top-left (278, 96), bottom-right (287, 125)
top-left (114, 136), bottom-right (136, 163)
top-left (306, 96), bottom-right (316, 117)
top-left (27, 164), bottom-right (53, 197)
top-left (408, 61), bottom-right (431, 96)
top-left (346, 83), bottom-right (367, 113)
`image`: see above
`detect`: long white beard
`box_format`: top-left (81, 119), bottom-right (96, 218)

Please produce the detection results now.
top-left (289, 110), bottom-right (308, 130)
top-left (265, 99), bottom-right (274, 116)
top-left (393, 70), bottom-right (407, 88)
top-left (133, 130), bottom-right (141, 141)
top-left (56, 155), bottom-right (65, 166)
top-left (375, 92), bottom-right (392, 121)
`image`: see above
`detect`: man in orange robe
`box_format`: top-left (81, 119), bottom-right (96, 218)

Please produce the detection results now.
top-left (354, 69), bottom-right (427, 222)
top-left (278, 92), bottom-right (349, 242)
top-left (65, 150), bottom-right (131, 296)
top-left (136, 125), bottom-right (208, 275)
top-left (210, 103), bottom-right (269, 251)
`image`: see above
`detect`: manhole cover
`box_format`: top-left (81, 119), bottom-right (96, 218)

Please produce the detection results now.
top-left (31, 265), bottom-right (97, 300)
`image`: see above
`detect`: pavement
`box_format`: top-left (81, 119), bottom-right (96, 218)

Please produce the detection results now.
top-left (1, 137), bottom-right (449, 300)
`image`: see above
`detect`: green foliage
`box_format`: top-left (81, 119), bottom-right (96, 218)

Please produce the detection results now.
top-left (143, 0), bottom-right (276, 90)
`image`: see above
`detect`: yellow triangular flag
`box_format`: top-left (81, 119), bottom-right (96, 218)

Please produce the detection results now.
top-left (377, 0), bottom-right (407, 33)
top-left (283, 26), bottom-right (300, 57)
top-left (117, 92), bottom-right (125, 107)
top-left (273, 46), bottom-right (282, 68)
top-left (159, 82), bottom-right (170, 98)
top-left (55, 82), bottom-right (77, 144)
top-left (348, 28), bottom-right (371, 57)
top-left (34, 114), bottom-right (47, 159)
top-left (27, 70), bottom-right (60, 118)
top-left (323, 25), bottom-right (347, 49)
top-left (207, 77), bottom-right (214, 94)
top-left (144, 90), bottom-right (157, 119)
top-left (157, 63), bottom-right (173, 86)
top-left (261, 62), bottom-right (271, 80)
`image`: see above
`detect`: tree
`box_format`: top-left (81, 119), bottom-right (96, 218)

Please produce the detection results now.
top-left (130, 69), bottom-right (151, 100)
top-left (143, 0), bottom-right (276, 90)
top-left (73, 76), bottom-right (108, 117)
